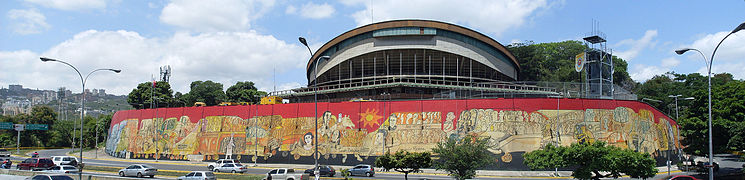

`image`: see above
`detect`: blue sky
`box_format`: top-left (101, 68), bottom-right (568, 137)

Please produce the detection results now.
top-left (1, 0), bottom-right (744, 96)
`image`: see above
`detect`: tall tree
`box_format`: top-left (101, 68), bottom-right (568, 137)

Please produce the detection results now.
top-left (126, 81), bottom-right (174, 109)
top-left (179, 80), bottom-right (227, 106)
top-left (375, 151), bottom-right (432, 180)
top-left (507, 40), bottom-right (635, 90)
top-left (226, 81), bottom-right (266, 104)
top-left (431, 135), bottom-right (494, 180)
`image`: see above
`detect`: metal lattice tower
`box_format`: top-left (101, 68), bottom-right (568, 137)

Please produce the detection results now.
top-left (582, 20), bottom-right (614, 99)
top-left (159, 65), bottom-right (171, 83)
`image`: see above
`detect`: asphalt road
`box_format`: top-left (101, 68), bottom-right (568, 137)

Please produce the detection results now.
top-left (7, 149), bottom-right (742, 180)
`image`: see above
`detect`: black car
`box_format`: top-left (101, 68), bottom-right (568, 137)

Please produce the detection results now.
top-left (304, 165), bottom-right (335, 177)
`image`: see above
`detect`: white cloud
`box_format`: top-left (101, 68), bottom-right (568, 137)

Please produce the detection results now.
top-left (1, 29), bottom-right (307, 95)
top-left (660, 57), bottom-right (680, 68)
top-left (24, 0), bottom-right (109, 11)
top-left (680, 31), bottom-right (745, 80)
top-left (630, 64), bottom-right (669, 82)
top-left (159, 0), bottom-right (275, 32)
top-left (289, 2), bottom-right (335, 19)
top-left (6, 8), bottom-right (50, 35)
top-left (614, 30), bottom-right (657, 61)
top-left (343, 0), bottom-right (549, 36)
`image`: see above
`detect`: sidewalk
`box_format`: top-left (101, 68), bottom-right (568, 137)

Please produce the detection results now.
top-left (71, 148), bottom-right (681, 178)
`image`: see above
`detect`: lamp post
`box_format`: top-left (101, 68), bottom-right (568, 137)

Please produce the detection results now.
top-left (299, 36), bottom-right (331, 179)
top-left (675, 21), bottom-right (745, 179)
top-left (41, 57), bottom-right (120, 180)
top-left (666, 95), bottom-right (694, 176)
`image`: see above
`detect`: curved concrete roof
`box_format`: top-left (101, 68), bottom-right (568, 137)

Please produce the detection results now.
top-left (305, 19), bottom-right (520, 78)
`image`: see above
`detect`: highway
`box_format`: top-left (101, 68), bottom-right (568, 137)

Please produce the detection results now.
top-left (5, 149), bottom-right (728, 180)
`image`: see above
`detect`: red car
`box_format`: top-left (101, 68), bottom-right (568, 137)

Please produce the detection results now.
top-left (17, 158), bottom-right (55, 171)
top-left (661, 175), bottom-right (699, 180)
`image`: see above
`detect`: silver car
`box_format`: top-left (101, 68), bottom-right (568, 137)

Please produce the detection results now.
top-left (213, 163), bottom-right (247, 173)
top-left (24, 174), bottom-right (74, 180)
top-left (178, 171), bottom-right (216, 180)
top-left (46, 165), bottom-right (79, 174)
top-left (119, 164), bottom-right (158, 178)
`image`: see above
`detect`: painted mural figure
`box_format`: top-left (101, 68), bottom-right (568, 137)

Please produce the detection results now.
top-left (106, 99), bottom-right (681, 169)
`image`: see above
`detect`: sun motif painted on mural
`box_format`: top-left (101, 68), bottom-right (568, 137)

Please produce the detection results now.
top-left (358, 109), bottom-right (383, 128)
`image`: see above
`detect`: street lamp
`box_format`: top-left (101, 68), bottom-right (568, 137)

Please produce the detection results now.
top-left (41, 57), bottom-right (120, 179)
top-left (674, 21), bottom-right (745, 179)
top-left (666, 95), bottom-right (694, 176)
top-left (300, 36), bottom-right (333, 179)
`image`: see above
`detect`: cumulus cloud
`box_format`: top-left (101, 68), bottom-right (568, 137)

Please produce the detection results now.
top-left (660, 57), bottom-right (680, 68)
top-left (7, 8), bottom-right (50, 35)
top-left (286, 2), bottom-right (335, 19)
top-left (680, 31), bottom-right (745, 80)
top-left (630, 63), bottom-right (669, 82)
top-left (159, 0), bottom-right (275, 32)
top-left (342, 0), bottom-right (550, 36)
top-left (24, 0), bottom-right (109, 11)
top-left (614, 30), bottom-right (657, 61)
top-left (2, 29), bottom-right (307, 95)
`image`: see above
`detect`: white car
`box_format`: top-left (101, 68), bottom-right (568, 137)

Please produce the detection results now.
top-left (178, 171), bottom-right (217, 180)
top-left (51, 156), bottom-right (78, 166)
top-left (213, 163), bottom-right (247, 173)
top-left (207, 159), bottom-right (236, 170)
top-left (46, 165), bottom-right (79, 174)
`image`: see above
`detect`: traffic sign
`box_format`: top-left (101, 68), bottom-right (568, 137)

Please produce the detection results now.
top-left (26, 124), bottom-right (48, 130)
top-left (14, 124), bottom-right (24, 131)
top-left (0, 122), bottom-right (11, 129)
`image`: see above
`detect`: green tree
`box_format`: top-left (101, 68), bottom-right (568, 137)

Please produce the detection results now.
top-left (524, 142), bottom-right (657, 180)
top-left (127, 81), bottom-right (174, 109)
top-left (226, 81), bottom-right (266, 104)
top-left (179, 80), bottom-right (227, 106)
top-left (431, 135), bottom-right (494, 180)
top-left (375, 151), bottom-right (432, 180)
top-left (507, 40), bottom-right (635, 90)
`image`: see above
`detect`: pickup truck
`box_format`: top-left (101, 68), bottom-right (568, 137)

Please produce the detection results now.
top-left (264, 168), bottom-right (309, 180)
top-left (207, 159), bottom-right (236, 171)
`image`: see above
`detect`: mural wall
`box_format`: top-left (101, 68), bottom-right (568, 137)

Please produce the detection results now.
top-left (106, 98), bottom-right (681, 170)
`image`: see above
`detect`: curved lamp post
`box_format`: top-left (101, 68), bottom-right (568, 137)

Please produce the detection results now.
top-left (675, 21), bottom-right (745, 179)
top-left (299, 37), bottom-right (331, 179)
top-left (41, 57), bottom-right (120, 179)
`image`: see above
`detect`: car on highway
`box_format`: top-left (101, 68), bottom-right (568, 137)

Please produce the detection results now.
top-left (349, 164), bottom-right (375, 177)
top-left (304, 165), bottom-right (335, 177)
top-left (17, 158), bottom-right (55, 171)
top-left (51, 156), bottom-right (78, 166)
top-left (213, 163), bottom-right (248, 173)
top-left (24, 174), bottom-right (74, 180)
top-left (119, 164), bottom-right (158, 178)
top-left (207, 159), bottom-right (236, 171)
top-left (178, 171), bottom-right (217, 180)
top-left (0, 149), bottom-right (10, 157)
top-left (661, 175), bottom-right (699, 180)
top-left (264, 168), bottom-right (309, 180)
top-left (46, 165), bottom-right (79, 174)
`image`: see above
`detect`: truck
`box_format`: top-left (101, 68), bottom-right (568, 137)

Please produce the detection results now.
top-left (264, 168), bottom-right (309, 180)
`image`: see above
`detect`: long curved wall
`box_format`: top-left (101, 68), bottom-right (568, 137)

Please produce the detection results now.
top-left (106, 98), bottom-right (680, 170)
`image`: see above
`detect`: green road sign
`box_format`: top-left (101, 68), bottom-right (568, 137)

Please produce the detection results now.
top-left (26, 124), bottom-right (48, 130)
top-left (0, 122), bottom-right (11, 130)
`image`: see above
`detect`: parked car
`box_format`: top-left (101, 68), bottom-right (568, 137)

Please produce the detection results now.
top-left (119, 164), bottom-right (158, 178)
top-left (178, 171), bottom-right (217, 180)
top-left (207, 159), bottom-right (236, 170)
top-left (264, 168), bottom-right (309, 180)
top-left (17, 158), bottom-right (55, 171)
top-left (51, 156), bottom-right (78, 166)
top-left (46, 165), bottom-right (79, 174)
top-left (349, 164), bottom-right (375, 177)
top-left (661, 175), bottom-right (699, 180)
top-left (213, 163), bottom-right (247, 173)
top-left (24, 174), bottom-right (74, 180)
top-left (304, 165), bottom-right (335, 177)
top-left (0, 149), bottom-right (11, 157)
